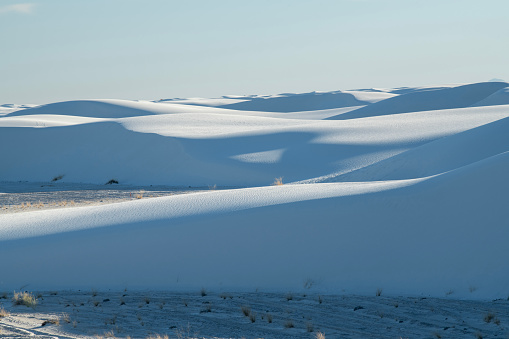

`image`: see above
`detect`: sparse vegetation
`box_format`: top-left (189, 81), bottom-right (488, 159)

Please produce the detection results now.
top-left (266, 313), bottom-right (273, 323)
top-left (42, 318), bottom-right (60, 326)
top-left (306, 322), bottom-right (314, 332)
top-left (146, 335), bottom-right (169, 339)
top-left (241, 305), bottom-right (251, 317)
top-left (272, 177), bottom-right (284, 185)
top-left (376, 288), bottom-right (382, 297)
top-left (219, 292), bottom-right (232, 299)
top-left (105, 179), bottom-right (119, 185)
top-left (51, 174), bottom-right (64, 182)
top-left (318, 295), bottom-right (323, 304)
top-left (0, 307), bottom-right (9, 318)
top-left (285, 293), bottom-right (293, 301)
top-left (200, 288), bottom-right (207, 297)
top-left (12, 291), bottom-right (37, 308)
top-left (249, 312), bottom-right (256, 323)
top-left (303, 278), bottom-right (314, 289)
top-left (200, 304), bottom-right (212, 313)
top-left (484, 313), bottom-right (495, 323)
top-left (284, 320), bottom-right (294, 328)
top-left (316, 332), bottom-right (326, 339)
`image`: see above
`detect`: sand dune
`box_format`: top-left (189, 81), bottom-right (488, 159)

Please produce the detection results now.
top-left (0, 81), bottom-right (508, 299)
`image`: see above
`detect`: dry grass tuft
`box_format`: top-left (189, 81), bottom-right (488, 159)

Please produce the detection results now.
top-left (0, 307), bottom-right (9, 318)
top-left (146, 335), bottom-right (169, 339)
top-left (316, 332), bottom-right (326, 339)
top-left (272, 177), bottom-right (284, 185)
top-left (12, 291), bottom-right (37, 308)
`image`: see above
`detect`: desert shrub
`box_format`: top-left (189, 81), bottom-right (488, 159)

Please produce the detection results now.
top-left (12, 291), bottom-right (37, 308)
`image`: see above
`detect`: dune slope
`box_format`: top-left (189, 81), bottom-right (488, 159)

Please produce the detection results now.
top-left (0, 81), bottom-right (508, 299)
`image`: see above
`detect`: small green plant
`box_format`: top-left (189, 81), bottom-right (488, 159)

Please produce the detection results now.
top-left (12, 291), bottom-right (37, 308)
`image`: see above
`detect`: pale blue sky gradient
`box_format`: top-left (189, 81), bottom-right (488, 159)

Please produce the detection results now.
top-left (1, 0), bottom-right (508, 104)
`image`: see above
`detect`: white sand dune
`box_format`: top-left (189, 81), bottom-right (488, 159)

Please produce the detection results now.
top-left (327, 81), bottom-right (508, 120)
top-left (0, 81), bottom-right (508, 299)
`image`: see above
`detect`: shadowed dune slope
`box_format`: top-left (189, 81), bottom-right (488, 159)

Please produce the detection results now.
top-left (219, 91), bottom-right (374, 112)
top-left (323, 112), bottom-right (509, 182)
top-left (327, 82), bottom-right (508, 120)
top-left (0, 152), bottom-right (508, 298)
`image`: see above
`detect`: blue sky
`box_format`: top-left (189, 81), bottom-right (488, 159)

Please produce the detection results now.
top-left (1, 0), bottom-right (508, 104)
